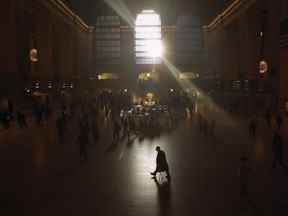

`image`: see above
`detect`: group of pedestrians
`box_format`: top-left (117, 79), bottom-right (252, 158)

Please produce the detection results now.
top-left (247, 109), bottom-right (287, 169)
top-left (271, 112), bottom-right (286, 169)
top-left (196, 113), bottom-right (216, 136)
top-left (0, 98), bottom-right (50, 130)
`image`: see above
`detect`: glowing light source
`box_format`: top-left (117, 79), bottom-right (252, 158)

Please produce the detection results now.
top-left (147, 40), bottom-right (163, 58)
top-left (98, 73), bottom-right (119, 80)
top-left (146, 92), bottom-right (154, 99)
top-left (138, 72), bottom-right (154, 80)
top-left (30, 49), bottom-right (38, 62)
top-left (178, 72), bottom-right (199, 80)
top-left (135, 10), bottom-right (162, 62)
top-left (259, 60), bottom-right (268, 74)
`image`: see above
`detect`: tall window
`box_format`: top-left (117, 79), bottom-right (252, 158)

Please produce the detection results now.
top-left (95, 16), bottom-right (121, 65)
top-left (135, 10), bottom-right (162, 64)
top-left (175, 16), bottom-right (202, 65)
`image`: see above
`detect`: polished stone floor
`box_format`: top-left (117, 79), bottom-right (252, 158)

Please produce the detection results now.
top-left (0, 110), bottom-right (272, 216)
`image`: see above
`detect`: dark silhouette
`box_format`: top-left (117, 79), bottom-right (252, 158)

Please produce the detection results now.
top-left (33, 104), bottom-right (43, 126)
top-left (249, 117), bottom-right (257, 137)
top-left (265, 109), bottom-right (271, 128)
top-left (210, 119), bottom-right (216, 136)
top-left (78, 131), bottom-right (89, 160)
top-left (276, 113), bottom-right (283, 130)
top-left (153, 176), bottom-right (172, 216)
top-left (16, 111), bottom-right (27, 128)
top-left (203, 118), bottom-right (209, 136)
top-left (56, 114), bottom-right (66, 144)
top-left (123, 117), bottom-right (130, 140)
top-left (273, 131), bottom-right (286, 168)
top-left (197, 114), bottom-right (203, 133)
top-left (239, 156), bottom-right (250, 197)
top-left (151, 146), bottom-right (171, 181)
top-left (91, 111), bottom-right (99, 144)
top-left (112, 120), bottom-right (121, 143)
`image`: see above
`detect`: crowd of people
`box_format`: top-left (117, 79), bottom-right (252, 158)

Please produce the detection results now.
top-left (2, 88), bottom-right (287, 209)
top-left (2, 89), bottom-right (286, 179)
top-left (52, 90), bottom-right (189, 160)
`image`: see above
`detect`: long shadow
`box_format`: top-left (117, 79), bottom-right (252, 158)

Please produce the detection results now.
top-left (153, 177), bottom-right (172, 216)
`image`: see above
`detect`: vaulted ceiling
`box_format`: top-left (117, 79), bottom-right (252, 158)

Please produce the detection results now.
top-left (67, 0), bottom-right (234, 25)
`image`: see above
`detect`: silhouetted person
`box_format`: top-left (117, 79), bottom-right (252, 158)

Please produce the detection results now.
top-left (265, 109), bottom-right (271, 128)
top-left (1, 111), bottom-right (10, 129)
top-left (90, 107), bottom-right (99, 143)
top-left (203, 118), bottom-right (208, 136)
top-left (210, 119), bottom-right (216, 136)
top-left (17, 111), bottom-right (27, 128)
top-left (112, 120), bottom-right (121, 143)
top-left (249, 117), bottom-right (257, 137)
top-left (276, 113), bottom-right (283, 130)
top-left (197, 114), bottom-right (203, 133)
top-left (56, 114), bottom-right (65, 144)
top-left (273, 131), bottom-right (286, 168)
top-left (151, 146), bottom-right (171, 181)
top-left (238, 156), bottom-right (251, 197)
top-left (78, 131), bottom-right (89, 160)
top-left (129, 115), bottom-right (137, 134)
top-left (35, 106), bottom-right (43, 126)
top-left (79, 112), bottom-right (89, 135)
top-left (7, 99), bottom-right (14, 115)
top-left (123, 117), bottom-right (130, 140)
top-left (91, 118), bottom-right (99, 144)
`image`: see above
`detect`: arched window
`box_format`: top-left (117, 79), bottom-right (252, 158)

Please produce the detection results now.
top-left (135, 10), bottom-right (162, 64)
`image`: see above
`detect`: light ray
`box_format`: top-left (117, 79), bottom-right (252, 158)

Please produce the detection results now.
top-left (161, 57), bottom-right (236, 127)
top-left (102, 0), bottom-right (236, 127)
top-left (104, 0), bottom-right (135, 27)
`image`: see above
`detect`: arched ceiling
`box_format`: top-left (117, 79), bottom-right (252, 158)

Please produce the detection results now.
top-left (68, 0), bottom-right (234, 26)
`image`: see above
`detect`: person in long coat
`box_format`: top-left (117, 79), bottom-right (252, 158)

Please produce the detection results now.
top-left (151, 146), bottom-right (171, 181)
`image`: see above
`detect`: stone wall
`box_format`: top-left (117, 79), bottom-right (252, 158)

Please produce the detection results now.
top-left (203, 0), bottom-right (281, 97)
top-left (0, 0), bottom-right (93, 101)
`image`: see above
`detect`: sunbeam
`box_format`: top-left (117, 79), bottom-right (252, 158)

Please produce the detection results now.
top-left (161, 57), bottom-right (237, 127)
top-left (104, 0), bottom-right (135, 27)
top-left (103, 0), bottom-right (236, 127)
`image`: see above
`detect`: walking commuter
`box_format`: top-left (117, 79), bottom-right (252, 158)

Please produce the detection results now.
top-left (91, 118), bottom-right (99, 144)
top-left (112, 120), bottom-right (121, 143)
top-left (56, 114), bottom-right (65, 144)
top-left (276, 113), bottom-right (283, 130)
top-left (210, 119), bottom-right (216, 136)
top-left (123, 116), bottom-right (130, 140)
top-left (78, 130), bottom-right (89, 160)
top-left (203, 118), bottom-right (208, 136)
top-left (238, 156), bottom-right (251, 197)
top-left (265, 109), bottom-right (271, 128)
top-left (90, 104), bottom-right (99, 144)
top-left (17, 111), bottom-right (27, 128)
top-left (249, 117), bottom-right (257, 137)
top-left (150, 146), bottom-right (171, 181)
top-left (197, 114), bottom-right (203, 133)
top-left (272, 130), bottom-right (286, 168)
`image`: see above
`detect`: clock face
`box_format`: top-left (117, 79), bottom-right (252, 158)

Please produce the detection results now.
top-left (30, 49), bottom-right (38, 62)
top-left (259, 60), bottom-right (268, 74)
